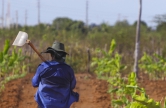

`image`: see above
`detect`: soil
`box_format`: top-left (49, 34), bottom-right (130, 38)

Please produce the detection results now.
top-left (1, 72), bottom-right (166, 108)
top-left (0, 73), bottom-right (111, 108)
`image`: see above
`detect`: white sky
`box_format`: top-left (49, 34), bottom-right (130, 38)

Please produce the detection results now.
top-left (1, 0), bottom-right (166, 27)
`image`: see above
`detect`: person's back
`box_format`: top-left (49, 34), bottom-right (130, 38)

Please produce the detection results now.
top-left (32, 41), bottom-right (79, 108)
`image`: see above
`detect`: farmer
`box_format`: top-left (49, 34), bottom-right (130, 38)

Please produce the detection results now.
top-left (31, 41), bottom-right (79, 108)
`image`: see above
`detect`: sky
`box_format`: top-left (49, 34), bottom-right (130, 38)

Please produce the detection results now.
top-left (0, 0), bottom-right (166, 27)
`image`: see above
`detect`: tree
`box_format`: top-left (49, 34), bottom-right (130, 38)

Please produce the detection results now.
top-left (152, 14), bottom-right (166, 31)
top-left (133, 0), bottom-right (142, 78)
top-left (133, 20), bottom-right (147, 28)
top-left (70, 20), bottom-right (87, 33)
top-left (52, 17), bottom-right (73, 31)
top-left (99, 23), bottom-right (111, 32)
top-left (114, 19), bottom-right (130, 27)
top-left (153, 14), bottom-right (166, 25)
top-left (156, 22), bottom-right (166, 31)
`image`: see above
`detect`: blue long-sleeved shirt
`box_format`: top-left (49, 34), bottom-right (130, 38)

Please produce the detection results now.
top-left (32, 61), bottom-right (79, 108)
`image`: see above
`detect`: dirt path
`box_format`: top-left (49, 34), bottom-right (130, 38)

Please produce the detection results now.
top-left (0, 73), bottom-right (111, 108)
top-left (1, 72), bottom-right (166, 108)
top-left (139, 79), bottom-right (166, 103)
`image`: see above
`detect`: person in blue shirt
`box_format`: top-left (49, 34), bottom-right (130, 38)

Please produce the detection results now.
top-left (32, 41), bottom-right (79, 108)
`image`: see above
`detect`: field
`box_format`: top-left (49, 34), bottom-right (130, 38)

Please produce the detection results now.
top-left (0, 72), bottom-right (111, 108)
top-left (1, 12), bottom-right (166, 108)
top-left (0, 72), bottom-right (166, 108)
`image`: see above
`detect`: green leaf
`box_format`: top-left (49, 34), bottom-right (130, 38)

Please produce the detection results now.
top-left (112, 100), bottom-right (124, 106)
top-left (109, 88), bottom-right (119, 93)
top-left (0, 52), bottom-right (3, 62)
top-left (108, 39), bottom-right (116, 55)
top-left (130, 102), bottom-right (147, 108)
top-left (133, 94), bottom-right (147, 103)
top-left (3, 40), bottom-right (10, 55)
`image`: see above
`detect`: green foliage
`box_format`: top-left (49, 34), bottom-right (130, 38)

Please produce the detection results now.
top-left (91, 39), bottom-right (163, 108)
top-left (133, 20), bottom-right (148, 28)
top-left (153, 14), bottom-right (166, 25)
top-left (139, 52), bottom-right (166, 79)
top-left (1, 16), bottom-right (166, 107)
top-left (0, 72), bottom-right (27, 94)
top-left (65, 43), bottom-right (87, 72)
top-left (110, 72), bottom-right (161, 108)
top-left (91, 39), bottom-right (126, 80)
top-left (52, 17), bottom-right (86, 33)
top-left (91, 39), bottom-right (127, 107)
top-left (0, 40), bottom-right (29, 93)
top-left (1, 16), bottom-right (166, 76)
top-left (114, 20), bottom-right (130, 27)
top-left (0, 52), bottom-right (3, 62)
top-left (3, 40), bottom-right (10, 55)
top-left (156, 22), bottom-right (166, 31)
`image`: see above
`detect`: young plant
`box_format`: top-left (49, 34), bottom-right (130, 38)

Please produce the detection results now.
top-left (91, 39), bottom-right (127, 107)
top-left (91, 39), bottom-right (126, 79)
top-left (112, 72), bottom-right (161, 108)
top-left (91, 39), bottom-right (162, 108)
top-left (0, 40), bottom-right (29, 94)
top-left (139, 52), bottom-right (166, 80)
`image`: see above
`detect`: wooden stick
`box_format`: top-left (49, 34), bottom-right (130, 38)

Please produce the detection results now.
top-left (26, 40), bottom-right (46, 62)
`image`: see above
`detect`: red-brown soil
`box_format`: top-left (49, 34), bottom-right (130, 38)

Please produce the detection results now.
top-left (0, 73), bottom-right (111, 108)
top-left (138, 73), bottom-right (166, 104)
top-left (139, 79), bottom-right (166, 103)
top-left (1, 72), bottom-right (166, 108)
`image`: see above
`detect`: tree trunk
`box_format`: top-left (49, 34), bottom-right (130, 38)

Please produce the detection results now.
top-left (134, 0), bottom-right (142, 78)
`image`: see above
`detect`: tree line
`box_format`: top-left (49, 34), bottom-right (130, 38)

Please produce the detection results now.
top-left (0, 16), bottom-right (166, 73)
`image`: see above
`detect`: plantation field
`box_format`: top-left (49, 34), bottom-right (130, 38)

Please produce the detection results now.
top-left (0, 72), bottom-right (111, 108)
top-left (1, 14), bottom-right (166, 107)
top-left (0, 72), bottom-right (166, 108)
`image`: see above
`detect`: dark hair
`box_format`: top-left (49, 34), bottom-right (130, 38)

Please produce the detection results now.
top-left (50, 51), bottom-right (66, 62)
